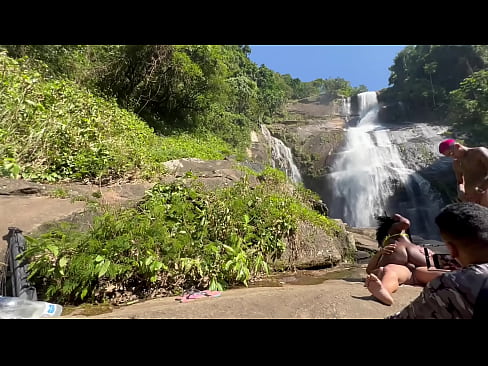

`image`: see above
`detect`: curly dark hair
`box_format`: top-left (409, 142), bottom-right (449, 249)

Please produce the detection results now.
top-left (435, 202), bottom-right (488, 246)
top-left (375, 215), bottom-right (412, 247)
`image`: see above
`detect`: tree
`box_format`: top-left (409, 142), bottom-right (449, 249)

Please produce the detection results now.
top-left (448, 70), bottom-right (488, 135)
top-left (424, 62), bottom-right (438, 108)
top-left (382, 45), bottom-right (485, 118)
top-left (255, 66), bottom-right (288, 119)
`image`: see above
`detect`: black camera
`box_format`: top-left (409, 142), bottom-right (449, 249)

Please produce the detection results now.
top-left (424, 247), bottom-right (461, 270)
top-left (433, 253), bottom-right (461, 270)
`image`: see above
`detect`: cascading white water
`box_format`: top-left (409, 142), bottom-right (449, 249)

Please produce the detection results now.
top-left (326, 91), bottom-right (445, 238)
top-left (261, 124), bottom-right (303, 184)
top-left (340, 97), bottom-right (351, 118)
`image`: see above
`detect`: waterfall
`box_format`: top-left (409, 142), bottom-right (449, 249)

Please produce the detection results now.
top-left (326, 91), bottom-right (445, 239)
top-left (340, 97), bottom-right (351, 119)
top-left (261, 125), bottom-right (303, 184)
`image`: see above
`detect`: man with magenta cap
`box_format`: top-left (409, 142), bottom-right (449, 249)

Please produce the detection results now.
top-left (439, 138), bottom-right (488, 207)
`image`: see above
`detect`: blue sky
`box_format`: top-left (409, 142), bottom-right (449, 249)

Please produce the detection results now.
top-left (248, 45), bottom-right (407, 92)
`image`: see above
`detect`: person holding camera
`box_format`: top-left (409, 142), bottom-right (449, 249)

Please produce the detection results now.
top-left (386, 202), bottom-right (488, 319)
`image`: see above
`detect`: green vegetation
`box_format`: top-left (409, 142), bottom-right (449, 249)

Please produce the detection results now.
top-left (19, 169), bottom-right (341, 305)
top-left (447, 70), bottom-right (488, 144)
top-left (49, 188), bottom-right (70, 199)
top-left (1, 45), bottom-right (361, 183)
top-left (8, 44), bottom-right (488, 307)
top-left (379, 45), bottom-right (488, 146)
top-left (281, 74), bottom-right (367, 101)
top-left (381, 45), bottom-right (485, 113)
top-left (0, 51), bottom-right (231, 182)
top-left (0, 45), bottom-right (360, 307)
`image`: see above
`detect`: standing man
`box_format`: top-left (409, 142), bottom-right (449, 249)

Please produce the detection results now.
top-left (439, 138), bottom-right (488, 207)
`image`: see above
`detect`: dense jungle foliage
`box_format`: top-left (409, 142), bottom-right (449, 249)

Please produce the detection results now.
top-left (0, 45), bottom-right (366, 181)
top-left (0, 44), bottom-right (355, 305)
top-left (2, 44), bottom-right (488, 306)
top-left (19, 169), bottom-right (345, 305)
top-left (379, 45), bottom-right (488, 145)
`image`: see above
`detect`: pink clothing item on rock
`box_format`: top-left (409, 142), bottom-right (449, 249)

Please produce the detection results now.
top-left (175, 289), bottom-right (222, 303)
top-left (439, 139), bottom-right (456, 154)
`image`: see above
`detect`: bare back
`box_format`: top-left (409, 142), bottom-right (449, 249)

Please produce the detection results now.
top-left (457, 147), bottom-right (488, 194)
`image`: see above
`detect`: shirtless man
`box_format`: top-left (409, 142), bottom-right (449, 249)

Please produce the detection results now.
top-left (439, 139), bottom-right (488, 207)
top-left (365, 214), bottom-right (447, 305)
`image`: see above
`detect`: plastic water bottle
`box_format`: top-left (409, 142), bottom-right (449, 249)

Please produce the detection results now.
top-left (0, 296), bottom-right (63, 319)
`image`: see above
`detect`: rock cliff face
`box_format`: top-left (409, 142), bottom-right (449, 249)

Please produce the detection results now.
top-left (276, 219), bottom-right (357, 269)
top-left (249, 95), bottom-right (348, 201)
top-left (266, 120), bottom-right (345, 200)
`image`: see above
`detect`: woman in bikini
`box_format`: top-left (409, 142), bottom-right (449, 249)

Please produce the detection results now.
top-left (364, 213), bottom-right (449, 305)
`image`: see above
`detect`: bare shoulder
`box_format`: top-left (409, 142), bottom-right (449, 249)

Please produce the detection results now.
top-left (476, 146), bottom-right (488, 157)
top-left (469, 146), bottom-right (488, 155)
top-left (470, 147), bottom-right (488, 164)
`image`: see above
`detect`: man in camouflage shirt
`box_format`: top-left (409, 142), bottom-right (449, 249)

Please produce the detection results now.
top-left (387, 202), bottom-right (488, 319)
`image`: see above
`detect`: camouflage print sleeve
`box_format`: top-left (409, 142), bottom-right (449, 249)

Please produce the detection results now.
top-left (386, 285), bottom-right (467, 319)
top-left (386, 268), bottom-right (483, 319)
